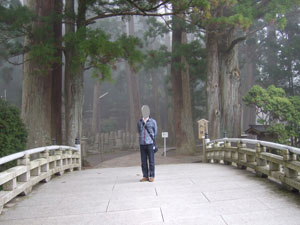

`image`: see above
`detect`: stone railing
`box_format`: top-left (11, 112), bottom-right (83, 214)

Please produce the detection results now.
top-left (206, 138), bottom-right (300, 192)
top-left (0, 144), bottom-right (81, 213)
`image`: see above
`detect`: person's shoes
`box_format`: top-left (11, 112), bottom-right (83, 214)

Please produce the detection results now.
top-left (140, 177), bottom-right (149, 182)
top-left (149, 177), bottom-right (154, 182)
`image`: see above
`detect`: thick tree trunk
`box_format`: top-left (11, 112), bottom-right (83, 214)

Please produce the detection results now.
top-left (91, 82), bottom-right (100, 134)
top-left (64, 0), bottom-right (85, 146)
top-left (51, 0), bottom-right (62, 144)
top-left (219, 31), bottom-right (242, 138)
top-left (241, 43), bottom-right (256, 132)
top-left (171, 9), bottom-right (195, 154)
top-left (206, 32), bottom-right (221, 140)
top-left (180, 31), bottom-right (195, 153)
top-left (171, 13), bottom-right (184, 152)
top-left (22, 0), bottom-right (54, 148)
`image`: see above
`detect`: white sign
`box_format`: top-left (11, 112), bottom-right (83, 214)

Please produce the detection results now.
top-left (162, 132), bottom-right (168, 138)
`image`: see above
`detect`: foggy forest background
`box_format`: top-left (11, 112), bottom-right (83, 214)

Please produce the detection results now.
top-left (1, 0), bottom-right (300, 155)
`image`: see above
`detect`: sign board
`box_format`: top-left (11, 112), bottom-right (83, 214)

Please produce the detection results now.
top-left (197, 119), bottom-right (209, 139)
top-left (162, 132), bottom-right (168, 138)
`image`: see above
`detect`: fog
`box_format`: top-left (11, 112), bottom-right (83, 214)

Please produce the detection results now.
top-left (1, 4), bottom-right (300, 161)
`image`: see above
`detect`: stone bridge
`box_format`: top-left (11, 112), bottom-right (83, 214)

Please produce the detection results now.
top-left (0, 139), bottom-right (300, 225)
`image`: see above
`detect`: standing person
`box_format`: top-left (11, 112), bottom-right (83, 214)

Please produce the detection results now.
top-left (137, 105), bottom-right (158, 182)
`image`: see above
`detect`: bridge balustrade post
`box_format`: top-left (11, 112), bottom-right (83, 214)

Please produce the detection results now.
top-left (213, 142), bottom-right (220, 163)
top-left (40, 149), bottom-right (51, 183)
top-left (255, 144), bottom-right (268, 178)
top-left (3, 178), bottom-right (16, 191)
top-left (269, 149), bottom-right (280, 173)
top-left (67, 149), bottom-right (74, 172)
top-left (17, 154), bottom-right (30, 182)
top-left (246, 151), bottom-right (255, 164)
top-left (282, 150), bottom-right (298, 192)
top-left (75, 138), bottom-right (82, 170)
top-left (237, 141), bottom-right (247, 170)
top-left (40, 149), bottom-right (49, 173)
top-left (17, 154), bottom-right (33, 195)
top-left (55, 147), bottom-right (64, 176)
top-left (224, 141), bottom-right (232, 165)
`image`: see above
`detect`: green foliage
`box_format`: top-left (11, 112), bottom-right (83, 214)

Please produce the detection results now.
top-left (0, 99), bottom-right (27, 171)
top-left (64, 27), bottom-right (144, 81)
top-left (243, 85), bottom-right (300, 145)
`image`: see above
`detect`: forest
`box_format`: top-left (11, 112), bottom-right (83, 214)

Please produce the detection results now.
top-left (1, 0), bottom-right (300, 155)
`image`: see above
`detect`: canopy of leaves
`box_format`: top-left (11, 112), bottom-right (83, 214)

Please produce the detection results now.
top-left (243, 85), bottom-right (300, 145)
top-left (0, 99), bottom-right (27, 171)
top-left (64, 27), bottom-right (144, 81)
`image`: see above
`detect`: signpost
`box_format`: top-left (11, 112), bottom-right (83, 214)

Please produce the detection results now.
top-left (162, 132), bottom-right (168, 157)
top-left (197, 119), bottom-right (209, 163)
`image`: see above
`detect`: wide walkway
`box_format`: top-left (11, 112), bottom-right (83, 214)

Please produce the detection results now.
top-left (1, 162), bottom-right (300, 225)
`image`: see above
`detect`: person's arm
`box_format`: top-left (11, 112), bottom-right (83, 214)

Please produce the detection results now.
top-left (137, 120), bottom-right (141, 133)
top-left (153, 120), bottom-right (158, 139)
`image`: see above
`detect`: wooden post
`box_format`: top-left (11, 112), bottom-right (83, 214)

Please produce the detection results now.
top-left (202, 138), bottom-right (206, 163)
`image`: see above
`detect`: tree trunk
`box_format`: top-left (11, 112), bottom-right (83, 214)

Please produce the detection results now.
top-left (123, 16), bottom-right (140, 148)
top-left (165, 25), bottom-right (174, 144)
top-left (91, 82), bottom-right (100, 134)
top-left (219, 30), bottom-right (242, 138)
top-left (206, 32), bottom-right (221, 140)
top-left (180, 31), bottom-right (195, 153)
top-left (128, 16), bottom-right (141, 126)
top-left (64, 0), bottom-right (85, 146)
top-left (151, 70), bottom-right (161, 142)
top-left (51, 0), bottom-right (62, 144)
top-left (171, 8), bottom-right (195, 154)
top-left (241, 43), bottom-right (256, 132)
top-left (22, 0), bottom-right (54, 148)
top-left (171, 12), bottom-right (184, 152)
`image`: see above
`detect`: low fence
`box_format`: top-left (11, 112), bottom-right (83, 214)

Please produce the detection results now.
top-left (87, 131), bottom-right (139, 154)
top-left (0, 144), bottom-right (81, 213)
top-left (205, 138), bottom-right (300, 192)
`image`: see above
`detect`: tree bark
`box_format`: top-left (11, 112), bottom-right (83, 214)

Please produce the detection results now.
top-left (128, 16), bottom-right (141, 127)
top-left (206, 32), bottom-right (221, 140)
top-left (171, 12), bottom-right (184, 152)
top-left (164, 25), bottom-right (175, 144)
top-left (91, 82), bottom-right (100, 134)
top-left (180, 31), bottom-right (195, 153)
top-left (241, 43), bottom-right (256, 132)
top-left (171, 6), bottom-right (195, 154)
top-left (219, 30), bottom-right (242, 138)
top-left (51, 0), bottom-right (62, 144)
top-left (151, 70), bottom-right (161, 142)
top-left (22, 0), bottom-right (54, 148)
top-left (122, 16), bottom-right (141, 148)
top-left (64, 0), bottom-right (85, 146)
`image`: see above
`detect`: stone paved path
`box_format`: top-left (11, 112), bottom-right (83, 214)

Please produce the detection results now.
top-left (1, 162), bottom-right (300, 225)
top-left (86, 149), bottom-right (202, 168)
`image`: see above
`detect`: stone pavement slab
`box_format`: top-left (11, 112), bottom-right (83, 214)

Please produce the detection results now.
top-left (0, 163), bottom-right (300, 225)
